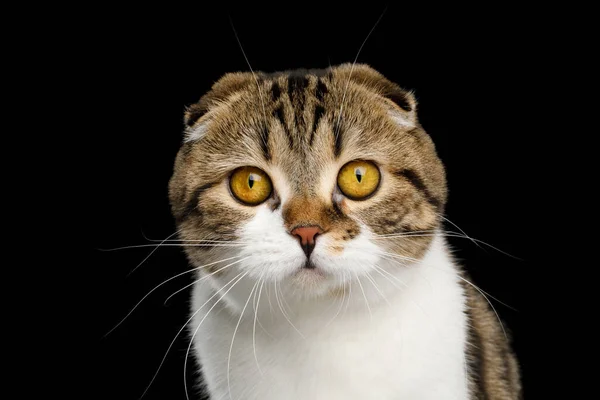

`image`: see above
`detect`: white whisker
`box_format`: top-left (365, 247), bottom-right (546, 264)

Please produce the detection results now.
top-left (183, 270), bottom-right (250, 400)
top-left (228, 17), bottom-right (268, 150)
top-left (324, 270), bottom-right (348, 328)
top-left (274, 280), bottom-right (305, 339)
top-left (142, 238), bottom-right (250, 244)
top-left (278, 282), bottom-right (295, 317)
top-left (105, 255), bottom-right (244, 337)
top-left (102, 243), bottom-right (248, 251)
top-left (334, 7), bottom-right (387, 143)
top-left (371, 264), bottom-right (408, 289)
top-left (265, 280), bottom-right (274, 322)
top-left (372, 229), bottom-right (439, 238)
top-left (380, 251), bottom-right (510, 339)
top-left (344, 269), bottom-right (353, 316)
top-left (354, 272), bottom-right (372, 319)
top-left (163, 257), bottom-right (252, 305)
top-left (371, 264), bottom-right (429, 317)
top-left (252, 276), bottom-right (266, 376)
top-left (148, 239), bottom-right (251, 244)
top-left (138, 269), bottom-right (246, 399)
top-left (227, 279), bottom-right (260, 400)
top-left (378, 252), bottom-right (434, 293)
top-left (437, 213), bottom-right (486, 253)
top-left (373, 230), bottom-right (521, 260)
top-left (127, 229), bottom-right (182, 276)
top-left (364, 270), bottom-right (391, 306)
top-left (380, 250), bottom-right (515, 311)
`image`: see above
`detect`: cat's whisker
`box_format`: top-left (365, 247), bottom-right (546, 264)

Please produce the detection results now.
top-left (278, 282), bottom-right (295, 317)
top-left (126, 229), bottom-right (183, 277)
top-left (460, 280), bottom-right (508, 340)
top-left (381, 253), bottom-right (510, 339)
top-left (372, 228), bottom-right (480, 238)
top-left (436, 213), bottom-right (487, 254)
top-left (354, 271), bottom-right (372, 320)
top-left (345, 269), bottom-right (353, 317)
top-left (449, 273), bottom-right (518, 313)
top-left (227, 279), bottom-right (261, 400)
top-left (364, 269), bottom-right (391, 307)
top-left (370, 265), bottom-right (403, 290)
top-left (374, 229), bottom-right (476, 240)
top-left (371, 264), bottom-right (429, 317)
top-left (319, 278), bottom-right (339, 318)
top-left (265, 279), bottom-right (274, 323)
top-left (228, 17), bottom-right (268, 152)
top-left (372, 229), bottom-right (439, 238)
top-left (274, 280), bottom-right (305, 339)
top-left (144, 239), bottom-right (251, 244)
top-left (139, 269), bottom-right (247, 399)
top-left (335, 7), bottom-right (387, 144)
top-left (169, 243), bottom-right (250, 248)
top-left (373, 231), bottom-right (453, 239)
top-left (373, 231), bottom-right (521, 260)
top-left (183, 270), bottom-right (251, 400)
top-left (252, 276), bottom-right (266, 376)
top-left (140, 231), bottom-right (248, 244)
top-left (276, 280), bottom-right (289, 317)
top-left (371, 264), bottom-right (408, 289)
top-left (163, 257), bottom-right (252, 305)
top-left (102, 243), bottom-right (248, 251)
top-left (104, 255), bottom-right (244, 338)
top-left (378, 251), bottom-right (420, 266)
top-left (380, 252), bottom-right (439, 293)
top-left (380, 250), bottom-right (515, 311)
top-left (324, 271), bottom-right (348, 328)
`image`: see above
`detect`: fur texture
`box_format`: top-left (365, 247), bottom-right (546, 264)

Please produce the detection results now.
top-left (168, 64), bottom-right (521, 399)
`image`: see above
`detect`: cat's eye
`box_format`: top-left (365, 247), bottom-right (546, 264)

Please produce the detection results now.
top-left (229, 166), bottom-right (273, 205)
top-left (337, 160), bottom-right (380, 200)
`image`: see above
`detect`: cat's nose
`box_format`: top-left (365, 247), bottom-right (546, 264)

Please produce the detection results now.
top-left (291, 225), bottom-right (322, 258)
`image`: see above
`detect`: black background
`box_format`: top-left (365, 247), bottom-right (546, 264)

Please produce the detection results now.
top-left (88, 5), bottom-right (540, 399)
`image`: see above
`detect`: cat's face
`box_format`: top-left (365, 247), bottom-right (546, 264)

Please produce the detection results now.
top-left (169, 64), bottom-right (446, 300)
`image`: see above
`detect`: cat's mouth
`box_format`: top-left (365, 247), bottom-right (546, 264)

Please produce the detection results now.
top-left (294, 260), bottom-right (326, 279)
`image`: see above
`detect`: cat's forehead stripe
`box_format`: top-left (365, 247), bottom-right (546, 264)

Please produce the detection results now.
top-left (310, 105), bottom-right (325, 147)
top-left (287, 75), bottom-right (309, 94)
top-left (273, 104), bottom-right (294, 149)
top-left (315, 78), bottom-right (328, 102)
top-left (267, 73), bottom-right (336, 156)
top-left (270, 82), bottom-right (281, 102)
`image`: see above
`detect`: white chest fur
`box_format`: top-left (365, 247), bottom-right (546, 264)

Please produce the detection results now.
top-left (190, 236), bottom-right (469, 400)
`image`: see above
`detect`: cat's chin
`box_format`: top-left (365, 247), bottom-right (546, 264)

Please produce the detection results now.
top-left (293, 265), bottom-right (326, 279)
top-left (287, 266), bottom-right (338, 297)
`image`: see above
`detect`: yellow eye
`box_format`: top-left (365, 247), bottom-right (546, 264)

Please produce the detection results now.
top-left (337, 160), bottom-right (380, 200)
top-left (229, 167), bottom-right (273, 205)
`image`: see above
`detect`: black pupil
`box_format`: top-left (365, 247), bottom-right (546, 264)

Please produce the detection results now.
top-left (355, 169), bottom-right (363, 183)
top-left (248, 174), bottom-right (255, 188)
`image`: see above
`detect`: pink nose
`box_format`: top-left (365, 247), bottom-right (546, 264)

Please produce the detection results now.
top-left (291, 226), bottom-right (322, 258)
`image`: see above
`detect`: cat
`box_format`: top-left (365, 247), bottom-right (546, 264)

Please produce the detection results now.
top-left (168, 64), bottom-right (521, 399)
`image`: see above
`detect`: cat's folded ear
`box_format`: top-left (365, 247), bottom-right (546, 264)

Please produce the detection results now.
top-left (334, 63), bottom-right (418, 128)
top-left (183, 72), bottom-right (255, 142)
top-left (383, 88), bottom-right (417, 128)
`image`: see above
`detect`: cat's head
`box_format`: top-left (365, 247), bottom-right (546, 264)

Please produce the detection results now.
top-left (169, 64), bottom-right (446, 300)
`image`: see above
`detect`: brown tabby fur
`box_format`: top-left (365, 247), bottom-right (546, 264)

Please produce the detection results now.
top-left (168, 64), bottom-right (521, 398)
